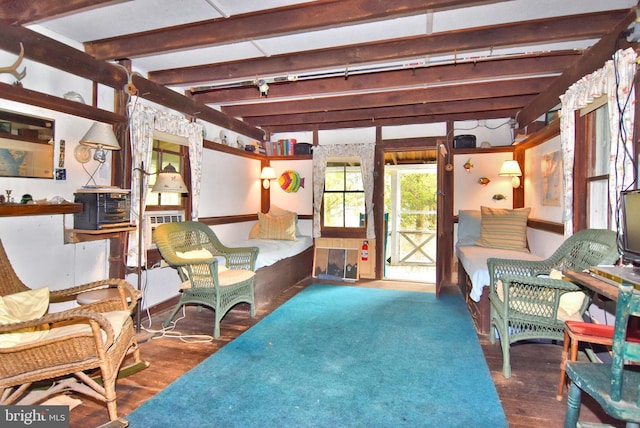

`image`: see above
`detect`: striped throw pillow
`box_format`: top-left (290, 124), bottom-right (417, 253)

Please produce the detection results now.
top-left (258, 212), bottom-right (297, 241)
top-left (476, 206), bottom-right (531, 251)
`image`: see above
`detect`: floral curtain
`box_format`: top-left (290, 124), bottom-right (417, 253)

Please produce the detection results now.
top-left (559, 47), bottom-right (637, 236)
top-left (126, 102), bottom-right (203, 267)
top-left (312, 142), bottom-right (376, 239)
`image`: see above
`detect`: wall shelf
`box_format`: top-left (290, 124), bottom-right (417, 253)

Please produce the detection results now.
top-left (0, 203), bottom-right (82, 217)
top-left (64, 226), bottom-right (135, 244)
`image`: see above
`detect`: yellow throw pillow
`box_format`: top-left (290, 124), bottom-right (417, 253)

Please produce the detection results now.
top-left (248, 221), bottom-right (261, 239)
top-left (258, 211), bottom-right (297, 241)
top-left (476, 206), bottom-right (531, 251)
top-left (0, 287), bottom-right (50, 348)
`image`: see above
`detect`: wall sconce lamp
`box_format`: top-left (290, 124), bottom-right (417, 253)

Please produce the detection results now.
top-left (260, 166), bottom-right (276, 189)
top-left (76, 122), bottom-right (121, 187)
top-left (79, 122), bottom-right (121, 162)
top-left (499, 160), bottom-right (522, 188)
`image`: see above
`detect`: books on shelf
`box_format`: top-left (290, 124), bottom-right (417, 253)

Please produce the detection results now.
top-left (261, 138), bottom-right (297, 156)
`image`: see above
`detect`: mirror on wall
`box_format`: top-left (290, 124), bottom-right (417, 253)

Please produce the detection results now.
top-left (0, 109), bottom-right (54, 179)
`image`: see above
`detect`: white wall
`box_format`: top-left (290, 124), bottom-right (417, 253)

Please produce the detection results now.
top-left (453, 151), bottom-right (514, 213)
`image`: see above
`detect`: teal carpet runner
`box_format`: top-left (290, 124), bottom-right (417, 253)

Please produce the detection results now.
top-left (127, 284), bottom-right (507, 427)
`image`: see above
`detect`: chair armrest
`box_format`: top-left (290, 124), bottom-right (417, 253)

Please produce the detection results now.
top-left (221, 245), bottom-right (259, 271)
top-left (0, 309), bottom-right (117, 351)
top-left (487, 257), bottom-right (554, 294)
top-left (49, 279), bottom-right (140, 312)
top-left (492, 274), bottom-right (585, 318)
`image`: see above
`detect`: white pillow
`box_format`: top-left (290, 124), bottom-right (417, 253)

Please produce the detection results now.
top-left (0, 287), bottom-right (50, 348)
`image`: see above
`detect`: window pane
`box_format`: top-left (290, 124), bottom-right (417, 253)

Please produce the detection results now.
top-left (325, 168), bottom-right (344, 191)
top-left (345, 166), bottom-right (363, 191)
top-left (324, 193), bottom-right (344, 227)
top-left (147, 141), bottom-right (183, 206)
top-left (590, 104), bottom-right (611, 176)
top-left (588, 179), bottom-right (609, 229)
top-left (345, 193), bottom-right (364, 227)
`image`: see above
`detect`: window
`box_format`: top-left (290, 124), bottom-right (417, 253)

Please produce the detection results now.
top-left (323, 161), bottom-right (365, 228)
top-left (584, 102), bottom-right (611, 229)
top-left (145, 138), bottom-right (188, 210)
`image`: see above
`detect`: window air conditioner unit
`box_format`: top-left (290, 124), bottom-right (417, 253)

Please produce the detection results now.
top-left (144, 210), bottom-right (184, 249)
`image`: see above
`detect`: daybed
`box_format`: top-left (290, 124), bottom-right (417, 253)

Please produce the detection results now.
top-left (229, 207), bottom-right (313, 308)
top-left (456, 208), bottom-right (542, 334)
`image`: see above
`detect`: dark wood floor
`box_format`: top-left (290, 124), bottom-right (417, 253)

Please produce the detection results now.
top-left (69, 279), bottom-right (623, 428)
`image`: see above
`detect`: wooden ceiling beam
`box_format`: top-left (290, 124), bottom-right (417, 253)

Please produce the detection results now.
top-left (0, 0), bottom-right (120, 24)
top-left (0, 23), bottom-right (264, 140)
top-left (191, 52), bottom-right (578, 104)
top-left (150, 10), bottom-right (626, 86)
top-left (242, 95), bottom-right (534, 127)
top-left (516, 7), bottom-right (637, 128)
top-left (262, 108), bottom-right (520, 133)
top-left (82, 0), bottom-right (509, 60)
top-left (222, 76), bottom-right (554, 117)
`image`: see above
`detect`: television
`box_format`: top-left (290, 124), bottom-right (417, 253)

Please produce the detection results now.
top-left (621, 189), bottom-right (640, 268)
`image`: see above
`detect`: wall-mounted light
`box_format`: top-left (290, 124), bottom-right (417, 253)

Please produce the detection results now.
top-left (79, 122), bottom-right (120, 163)
top-left (75, 122), bottom-right (121, 187)
top-left (256, 79), bottom-right (269, 97)
top-left (260, 166), bottom-right (276, 189)
top-left (499, 160), bottom-right (522, 188)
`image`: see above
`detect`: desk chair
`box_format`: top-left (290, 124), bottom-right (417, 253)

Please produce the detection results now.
top-left (564, 282), bottom-right (640, 427)
top-left (557, 321), bottom-right (614, 400)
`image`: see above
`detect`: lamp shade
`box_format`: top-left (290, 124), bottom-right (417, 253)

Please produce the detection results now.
top-left (260, 166), bottom-right (276, 180)
top-left (79, 122), bottom-right (121, 150)
top-left (151, 164), bottom-right (188, 193)
top-left (499, 160), bottom-right (522, 177)
top-left (260, 166), bottom-right (276, 190)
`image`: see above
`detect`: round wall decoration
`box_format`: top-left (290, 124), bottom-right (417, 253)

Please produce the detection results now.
top-left (74, 145), bottom-right (91, 164)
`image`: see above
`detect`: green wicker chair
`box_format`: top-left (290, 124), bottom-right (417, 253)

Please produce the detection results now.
top-left (488, 229), bottom-right (620, 378)
top-left (154, 221), bottom-right (259, 338)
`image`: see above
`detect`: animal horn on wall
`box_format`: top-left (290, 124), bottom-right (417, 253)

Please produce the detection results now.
top-left (0, 42), bottom-right (27, 82)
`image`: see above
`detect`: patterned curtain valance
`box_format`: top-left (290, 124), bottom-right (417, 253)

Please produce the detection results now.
top-left (559, 47), bottom-right (637, 236)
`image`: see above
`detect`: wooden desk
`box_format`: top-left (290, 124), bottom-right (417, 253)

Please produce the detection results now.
top-left (563, 270), bottom-right (618, 301)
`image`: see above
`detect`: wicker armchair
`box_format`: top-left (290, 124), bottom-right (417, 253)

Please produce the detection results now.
top-left (154, 221), bottom-right (259, 338)
top-left (0, 240), bottom-right (143, 423)
top-left (487, 229), bottom-right (620, 378)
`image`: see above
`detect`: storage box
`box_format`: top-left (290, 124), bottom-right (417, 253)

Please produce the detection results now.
top-left (294, 142), bottom-right (312, 155)
top-left (453, 135), bottom-right (476, 149)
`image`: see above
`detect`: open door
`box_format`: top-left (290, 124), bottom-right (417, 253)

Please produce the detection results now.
top-left (435, 139), bottom-right (454, 297)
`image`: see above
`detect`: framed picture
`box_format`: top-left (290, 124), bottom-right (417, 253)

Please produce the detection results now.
top-left (313, 247), bottom-right (359, 282)
top-left (542, 150), bottom-right (561, 206)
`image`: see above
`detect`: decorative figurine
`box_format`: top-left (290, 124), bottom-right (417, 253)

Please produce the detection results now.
top-left (463, 159), bottom-right (473, 172)
top-left (478, 177), bottom-right (490, 185)
top-left (492, 194), bottom-right (507, 201)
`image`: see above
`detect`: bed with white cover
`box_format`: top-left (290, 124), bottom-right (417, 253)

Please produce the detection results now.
top-left (229, 206), bottom-right (314, 308)
top-left (455, 209), bottom-right (542, 334)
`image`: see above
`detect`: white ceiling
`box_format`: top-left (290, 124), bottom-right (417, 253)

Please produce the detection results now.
top-left (30, 0), bottom-right (637, 91)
